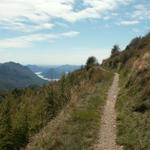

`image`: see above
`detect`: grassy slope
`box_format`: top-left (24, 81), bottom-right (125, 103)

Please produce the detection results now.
top-left (116, 71), bottom-right (150, 150)
top-left (2, 66), bottom-right (111, 149)
top-left (26, 68), bottom-right (113, 150)
top-left (103, 33), bottom-right (150, 150)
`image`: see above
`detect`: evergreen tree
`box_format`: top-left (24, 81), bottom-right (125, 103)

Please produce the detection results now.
top-left (86, 56), bottom-right (98, 70)
top-left (111, 45), bottom-right (120, 57)
top-left (0, 100), bottom-right (13, 150)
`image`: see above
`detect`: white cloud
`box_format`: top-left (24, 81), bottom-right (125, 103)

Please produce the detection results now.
top-left (120, 20), bottom-right (139, 26)
top-left (61, 31), bottom-right (80, 37)
top-left (132, 3), bottom-right (150, 21)
top-left (0, 31), bottom-right (80, 49)
top-left (0, 22), bottom-right (54, 32)
top-left (0, 0), bottom-right (132, 32)
top-left (116, 2), bottom-right (150, 28)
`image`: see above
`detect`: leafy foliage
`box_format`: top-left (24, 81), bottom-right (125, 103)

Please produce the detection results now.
top-left (0, 73), bottom-right (73, 149)
top-left (111, 45), bottom-right (120, 57)
top-left (86, 56), bottom-right (98, 70)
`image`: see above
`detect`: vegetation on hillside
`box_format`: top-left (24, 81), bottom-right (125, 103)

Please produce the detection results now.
top-left (111, 45), bottom-right (120, 57)
top-left (86, 56), bottom-right (98, 70)
top-left (103, 33), bottom-right (150, 150)
top-left (0, 60), bottom-right (113, 150)
top-left (26, 66), bottom-right (113, 150)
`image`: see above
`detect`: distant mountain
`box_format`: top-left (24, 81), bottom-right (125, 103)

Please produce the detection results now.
top-left (0, 62), bottom-right (47, 91)
top-left (27, 65), bottom-right (52, 73)
top-left (42, 65), bottom-right (81, 79)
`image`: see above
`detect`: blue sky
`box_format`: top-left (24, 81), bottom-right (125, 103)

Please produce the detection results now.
top-left (0, 0), bottom-right (150, 65)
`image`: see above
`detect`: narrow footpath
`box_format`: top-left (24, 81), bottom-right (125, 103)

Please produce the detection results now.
top-left (94, 73), bottom-right (123, 150)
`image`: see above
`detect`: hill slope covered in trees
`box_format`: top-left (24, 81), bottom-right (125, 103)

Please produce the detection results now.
top-left (0, 62), bottom-right (47, 91)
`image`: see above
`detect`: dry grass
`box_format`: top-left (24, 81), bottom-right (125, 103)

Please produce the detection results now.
top-left (26, 68), bottom-right (113, 150)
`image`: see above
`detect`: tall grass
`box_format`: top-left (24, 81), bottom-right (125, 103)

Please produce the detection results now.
top-left (26, 67), bottom-right (113, 150)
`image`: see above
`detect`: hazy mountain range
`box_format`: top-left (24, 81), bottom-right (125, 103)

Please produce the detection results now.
top-left (27, 64), bottom-right (81, 79)
top-left (0, 63), bottom-right (80, 91)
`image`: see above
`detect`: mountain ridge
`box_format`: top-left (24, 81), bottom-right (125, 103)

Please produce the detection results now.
top-left (42, 65), bottom-right (80, 79)
top-left (27, 64), bottom-right (81, 79)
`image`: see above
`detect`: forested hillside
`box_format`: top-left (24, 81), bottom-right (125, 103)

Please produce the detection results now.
top-left (0, 64), bottom-right (113, 150)
top-left (103, 33), bottom-right (150, 150)
top-left (0, 62), bottom-right (47, 91)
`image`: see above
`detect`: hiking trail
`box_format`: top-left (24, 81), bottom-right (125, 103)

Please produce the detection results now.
top-left (94, 73), bottom-right (123, 150)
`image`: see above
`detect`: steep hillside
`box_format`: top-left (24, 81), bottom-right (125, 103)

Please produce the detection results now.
top-left (103, 33), bottom-right (150, 150)
top-left (0, 62), bottom-right (47, 91)
top-left (0, 65), bottom-right (113, 150)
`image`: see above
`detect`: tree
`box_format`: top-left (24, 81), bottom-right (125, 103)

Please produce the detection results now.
top-left (111, 45), bottom-right (120, 57)
top-left (0, 100), bottom-right (13, 149)
top-left (12, 104), bottom-right (29, 149)
top-left (86, 56), bottom-right (98, 70)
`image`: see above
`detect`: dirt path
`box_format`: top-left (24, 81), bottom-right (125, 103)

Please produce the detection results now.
top-left (94, 73), bottom-right (123, 150)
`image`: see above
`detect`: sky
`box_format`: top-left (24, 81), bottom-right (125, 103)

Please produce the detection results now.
top-left (0, 0), bottom-right (150, 65)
